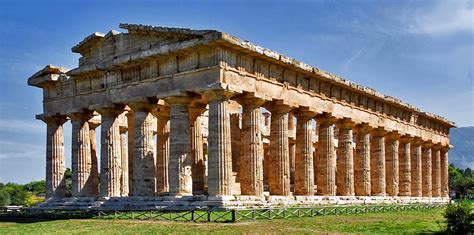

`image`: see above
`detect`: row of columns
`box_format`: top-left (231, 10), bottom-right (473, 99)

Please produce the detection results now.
top-left (42, 92), bottom-right (450, 199)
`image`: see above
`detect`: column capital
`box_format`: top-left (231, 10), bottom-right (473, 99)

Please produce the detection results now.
top-left (67, 110), bottom-right (94, 121)
top-left (385, 131), bottom-right (401, 141)
top-left (441, 145), bottom-right (451, 152)
top-left (412, 137), bottom-right (424, 145)
top-left (354, 123), bottom-right (372, 133)
top-left (234, 92), bottom-right (270, 108)
top-left (422, 141), bottom-right (434, 148)
top-left (94, 104), bottom-right (126, 117)
top-left (370, 127), bottom-right (388, 137)
top-left (399, 135), bottom-right (413, 143)
top-left (38, 114), bottom-right (68, 125)
top-left (152, 105), bottom-right (171, 119)
top-left (432, 143), bottom-right (443, 150)
top-left (265, 99), bottom-right (297, 113)
top-left (204, 89), bottom-right (234, 101)
top-left (316, 113), bottom-right (337, 124)
top-left (336, 118), bottom-right (356, 129)
top-left (293, 106), bottom-right (318, 120)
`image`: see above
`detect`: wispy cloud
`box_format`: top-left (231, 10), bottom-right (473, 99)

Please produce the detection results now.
top-left (410, 0), bottom-right (473, 36)
top-left (0, 119), bottom-right (44, 134)
top-left (0, 140), bottom-right (43, 160)
top-left (342, 47), bottom-right (364, 72)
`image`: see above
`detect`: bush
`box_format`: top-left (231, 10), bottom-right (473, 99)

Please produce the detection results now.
top-left (444, 200), bottom-right (474, 234)
top-left (0, 189), bottom-right (10, 207)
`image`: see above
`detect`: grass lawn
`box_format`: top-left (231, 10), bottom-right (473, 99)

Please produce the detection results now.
top-left (0, 208), bottom-right (446, 234)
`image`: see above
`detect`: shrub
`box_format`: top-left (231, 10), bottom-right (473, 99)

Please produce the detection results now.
top-left (444, 200), bottom-right (474, 234)
top-left (0, 190), bottom-right (10, 207)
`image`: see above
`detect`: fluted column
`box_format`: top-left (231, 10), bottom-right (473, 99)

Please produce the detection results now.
top-left (155, 106), bottom-right (170, 194)
top-left (294, 109), bottom-right (316, 196)
top-left (129, 103), bottom-right (156, 196)
top-left (70, 112), bottom-right (94, 197)
top-left (88, 122), bottom-right (99, 197)
top-left (119, 123), bottom-right (129, 196)
top-left (411, 138), bottom-right (423, 197)
top-left (385, 132), bottom-right (400, 196)
top-left (97, 107), bottom-right (123, 197)
top-left (238, 96), bottom-right (266, 196)
top-left (189, 105), bottom-right (206, 194)
top-left (166, 96), bottom-right (193, 195)
top-left (336, 119), bottom-right (355, 196)
top-left (432, 144), bottom-right (442, 197)
top-left (316, 114), bottom-right (337, 196)
top-left (370, 128), bottom-right (387, 196)
top-left (207, 90), bottom-right (233, 196)
top-left (42, 116), bottom-right (67, 198)
top-left (354, 124), bottom-right (371, 196)
top-left (399, 136), bottom-right (412, 196)
top-left (126, 111), bottom-right (135, 195)
top-left (267, 102), bottom-right (293, 196)
top-left (441, 146), bottom-right (450, 197)
top-left (422, 142), bottom-right (433, 197)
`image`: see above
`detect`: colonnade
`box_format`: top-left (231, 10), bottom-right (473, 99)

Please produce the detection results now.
top-left (42, 92), bottom-right (450, 199)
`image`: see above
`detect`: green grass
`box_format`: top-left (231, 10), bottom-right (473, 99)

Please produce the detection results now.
top-left (0, 209), bottom-right (446, 234)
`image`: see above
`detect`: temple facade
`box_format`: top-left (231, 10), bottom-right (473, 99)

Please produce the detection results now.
top-left (28, 24), bottom-right (455, 210)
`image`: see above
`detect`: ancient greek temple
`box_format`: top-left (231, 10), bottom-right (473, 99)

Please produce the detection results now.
top-left (28, 23), bottom-right (455, 210)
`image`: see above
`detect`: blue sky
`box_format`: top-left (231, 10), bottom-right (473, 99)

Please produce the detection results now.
top-left (0, 0), bottom-right (473, 183)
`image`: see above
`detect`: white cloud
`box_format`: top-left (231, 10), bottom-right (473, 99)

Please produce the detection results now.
top-left (0, 119), bottom-right (45, 134)
top-left (411, 0), bottom-right (474, 36)
top-left (0, 140), bottom-right (43, 160)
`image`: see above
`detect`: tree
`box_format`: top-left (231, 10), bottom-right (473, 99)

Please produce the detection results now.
top-left (0, 189), bottom-right (10, 207)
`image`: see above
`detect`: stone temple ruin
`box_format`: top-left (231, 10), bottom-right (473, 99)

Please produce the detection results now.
top-left (28, 23), bottom-right (455, 210)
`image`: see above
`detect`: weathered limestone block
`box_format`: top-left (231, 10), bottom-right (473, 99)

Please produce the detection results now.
top-left (411, 138), bottom-right (423, 197)
top-left (370, 128), bottom-right (387, 196)
top-left (97, 107), bottom-right (123, 197)
top-left (336, 119), bottom-right (355, 196)
top-left (385, 132), bottom-right (400, 196)
top-left (294, 110), bottom-right (316, 196)
top-left (207, 91), bottom-right (233, 196)
top-left (42, 116), bottom-right (67, 198)
top-left (431, 145), bottom-right (442, 197)
top-left (316, 115), bottom-right (337, 196)
top-left (189, 104), bottom-right (206, 194)
top-left (166, 96), bottom-right (193, 195)
top-left (422, 142), bottom-right (433, 197)
top-left (354, 124), bottom-right (371, 196)
top-left (70, 112), bottom-right (95, 197)
top-left (155, 106), bottom-right (170, 194)
top-left (238, 96), bottom-right (266, 196)
top-left (267, 102), bottom-right (293, 196)
top-left (441, 147), bottom-right (450, 197)
top-left (130, 103), bottom-right (157, 196)
top-left (399, 136), bottom-right (412, 196)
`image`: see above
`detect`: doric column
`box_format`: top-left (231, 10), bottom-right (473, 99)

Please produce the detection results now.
top-left (42, 115), bottom-right (67, 198)
top-left (238, 95), bottom-right (266, 196)
top-left (88, 121), bottom-right (100, 197)
top-left (336, 119), bottom-right (355, 196)
top-left (441, 146), bottom-right (450, 197)
top-left (422, 142), bottom-right (433, 197)
top-left (316, 114), bottom-right (337, 196)
top-left (119, 116), bottom-right (129, 196)
top-left (431, 144), bottom-right (442, 197)
top-left (189, 104), bottom-right (206, 194)
top-left (206, 90), bottom-right (234, 196)
top-left (129, 102), bottom-right (157, 196)
top-left (155, 105), bottom-right (170, 194)
top-left (411, 137), bottom-right (423, 197)
top-left (288, 113), bottom-right (296, 186)
top-left (370, 128), bottom-right (387, 196)
top-left (399, 136), bottom-right (412, 196)
top-left (267, 102), bottom-right (293, 196)
top-left (354, 124), bottom-right (371, 196)
top-left (126, 111), bottom-right (135, 195)
top-left (294, 109), bottom-right (316, 196)
top-left (385, 132), bottom-right (400, 196)
top-left (165, 95), bottom-right (193, 195)
top-left (97, 107), bottom-right (123, 197)
top-left (69, 111), bottom-right (94, 197)
top-left (230, 112), bottom-right (241, 184)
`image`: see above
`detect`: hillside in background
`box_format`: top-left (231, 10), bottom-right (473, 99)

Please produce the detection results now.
top-left (450, 126), bottom-right (474, 169)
